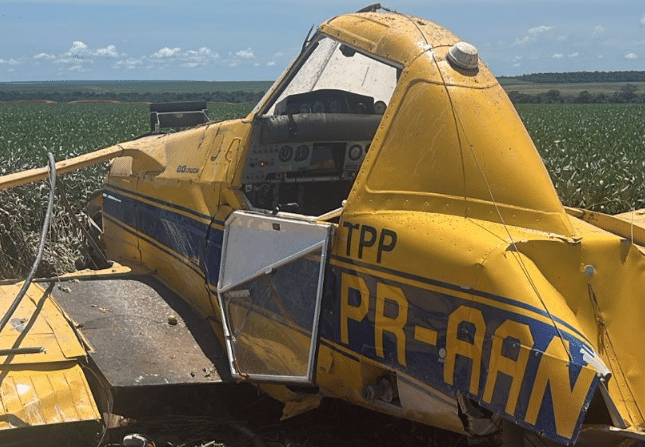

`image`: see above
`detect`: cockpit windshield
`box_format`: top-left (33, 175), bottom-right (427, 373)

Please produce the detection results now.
top-left (243, 36), bottom-right (399, 216)
top-left (264, 36), bottom-right (398, 116)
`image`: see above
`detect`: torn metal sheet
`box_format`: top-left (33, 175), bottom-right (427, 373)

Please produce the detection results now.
top-left (0, 281), bottom-right (101, 440)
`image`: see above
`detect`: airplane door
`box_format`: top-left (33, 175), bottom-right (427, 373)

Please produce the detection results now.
top-left (217, 211), bottom-right (333, 384)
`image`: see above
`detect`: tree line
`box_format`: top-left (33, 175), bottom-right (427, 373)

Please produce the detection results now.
top-left (0, 89), bottom-right (265, 104)
top-left (499, 71), bottom-right (645, 84)
top-left (506, 84), bottom-right (645, 104)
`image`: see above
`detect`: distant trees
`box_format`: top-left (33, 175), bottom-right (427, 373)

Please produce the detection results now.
top-left (506, 84), bottom-right (645, 104)
top-left (500, 70), bottom-right (645, 104)
top-left (499, 71), bottom-right (645, 84)
top-left (0, 89), bottom-right (265, 104)
top-left (2, 70), bottom-right (644, 105)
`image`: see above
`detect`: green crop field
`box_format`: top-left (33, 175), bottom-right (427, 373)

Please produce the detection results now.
top-left (0, 102), bottom-right (644, 278)
top-left (517, 103), bottom-right (645, 213)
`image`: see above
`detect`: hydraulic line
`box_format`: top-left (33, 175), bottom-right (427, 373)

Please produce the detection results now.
top-left (0, 153), bottom-right (57, 336)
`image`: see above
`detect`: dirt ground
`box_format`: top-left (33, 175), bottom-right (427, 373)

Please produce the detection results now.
top-left (99, 383), bottom-right (469, 447)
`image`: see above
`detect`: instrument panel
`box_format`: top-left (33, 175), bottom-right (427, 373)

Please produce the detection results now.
top-left (242, 140), bottom-right (369, 183)
top-left (243, 90), bottom-right (384, 185)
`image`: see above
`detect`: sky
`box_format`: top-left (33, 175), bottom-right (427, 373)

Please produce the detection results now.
top-left (0, 0), bottom-right (643, 82)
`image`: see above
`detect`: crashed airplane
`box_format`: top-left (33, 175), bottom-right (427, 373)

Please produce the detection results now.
top-left (1, 4), bottom-right (644, 446)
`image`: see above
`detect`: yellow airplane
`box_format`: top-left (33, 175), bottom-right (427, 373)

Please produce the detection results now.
top-left (1, 4), bottom-right (645, 446)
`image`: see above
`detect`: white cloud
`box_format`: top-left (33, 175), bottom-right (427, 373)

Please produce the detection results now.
top-left (93, 45), bottom-right (118, 58)
top-left (625, 52), bottom-right (638, 59)
top-left (64, 64), bottom-right (89, 73)
top-left (152, 47), bottom-right (181, 59)
top-left (33, 53), bottom-right (56, 60)
top-left (528, 25), bottom-right (554, 36)
top-left (568, 52), bottom-right (580, 58)
top-left (267, 61), bottom-right (276, 66)
top-left (182, 46), bottom-right (219, 67)
top-left (185, 47), bottom-right (214, 57)
top-left (641, 14), bottom-right (645, 26)
top-left (54, 57), bottom-right (93, 65)
top-left (593, 25), bottom-right (605, 34)
top-left (514, 25), bottom-right (554, 46)
top-left (235, 48), bottom-right (254, 59)
top-left (67, 41), bottom-right (88, 56)
top-left (0, 58), bottom-right (20, 65)
top-left (552, 53), bottom-right (564, 59)
top-left (37, 41), bottom-right (121, 73)
top-left (114, 57), bottom-right (143, 70)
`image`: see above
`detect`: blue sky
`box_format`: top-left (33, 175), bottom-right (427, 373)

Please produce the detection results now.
top-left (0, 0), bottom-right (643, 82)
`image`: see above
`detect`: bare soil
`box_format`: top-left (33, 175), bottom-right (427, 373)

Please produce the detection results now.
top-left (99, 384), bottom-right (469, 447)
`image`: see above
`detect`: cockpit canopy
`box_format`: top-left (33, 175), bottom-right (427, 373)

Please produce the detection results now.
top-left (243, 8), bottom-right (572, 236)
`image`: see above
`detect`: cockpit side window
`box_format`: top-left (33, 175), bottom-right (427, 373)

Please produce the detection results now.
top-left (242, 36), bottom-right (398, 217)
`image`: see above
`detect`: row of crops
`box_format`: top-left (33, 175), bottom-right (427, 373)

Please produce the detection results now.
top-left (520, 103), bottom-right (645, 213)
top-left (0, 102), bottom-right (644, 277)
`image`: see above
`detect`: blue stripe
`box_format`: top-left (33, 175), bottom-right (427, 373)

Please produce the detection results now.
top-left (322, 263), bottom-right (601, 445)
top-left (103, 213), bottom-right (206, 279)
top-left (105, 183), bottom-right (224, 226)
top-left (330, 254), bottom-right (592, 346)
top-left (102, 189), bottom-right (224, 279)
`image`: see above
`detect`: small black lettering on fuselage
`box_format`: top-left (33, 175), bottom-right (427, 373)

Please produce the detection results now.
top-left (343, 220), bottom-right (397, 263)
top-left (177, 165), bottom-right (200, 174)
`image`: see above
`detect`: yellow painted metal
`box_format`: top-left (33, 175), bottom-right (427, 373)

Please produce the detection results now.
top-left (0, 281), bottom-right (100, 430)
top-left (0, 365), bottom-right (99, 430)
top-left (0, 141), bottom-right (166, 192)
top-left (0, 261), bottom-right (140, 286)
top-left (318, 9), bottom-right (645, 439)
top-left (0, 145), bottom-right (124, 192)
top-left (103, 119), bottom-right (253, 316)
top-left (328, 14), bottom-right (573, 236)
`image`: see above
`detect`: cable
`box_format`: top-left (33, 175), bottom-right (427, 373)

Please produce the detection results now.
top-left (0, 152), bottom-right (57, 335)
top-left (422, 41), bottom-right (574, 362)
